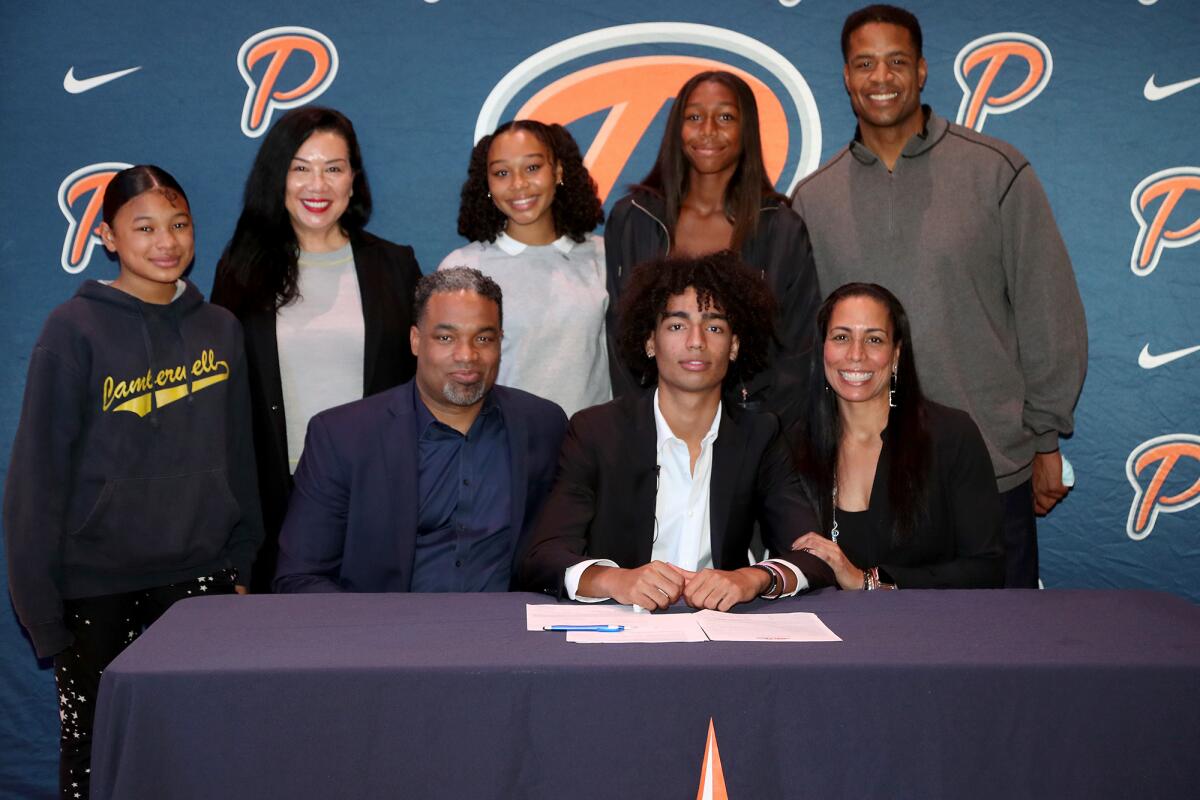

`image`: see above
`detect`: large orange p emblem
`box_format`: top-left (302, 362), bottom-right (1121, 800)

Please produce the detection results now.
top-left (1126, 434), bottom-right (1200, 540)
top-left (58, 162), bottom-right (133, 274)
top-left (515, 57), bottom-right (788, 203)
top-left (238, 26), bottom-right (338, 138)
top-left (954, 33), bottom-right (1052, 132)
top-left (1129, 167), bottom-right (1200, 276)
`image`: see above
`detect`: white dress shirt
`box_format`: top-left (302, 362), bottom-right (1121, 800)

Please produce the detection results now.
top-left (565, 390), bottom-right (806, 601)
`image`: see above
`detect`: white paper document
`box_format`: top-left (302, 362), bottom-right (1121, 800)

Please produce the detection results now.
top-left (527, 604), bottom-right (840, 643)
top-left (691, 610), bottom-right (841, 642)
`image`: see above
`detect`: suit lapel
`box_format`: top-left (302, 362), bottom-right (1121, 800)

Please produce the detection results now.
top-left (353, 237), bottom-right (383, 394)
top-left (382, 383), bottom-right (420, 588)
top-left (500, 389), bottom-right (530, 555)
top-left (709, 406), bottom-right (747, 570)
top-left (629, 392), bottom-right (660, 566)
top-left (242, 307), bottom-right (288, 467)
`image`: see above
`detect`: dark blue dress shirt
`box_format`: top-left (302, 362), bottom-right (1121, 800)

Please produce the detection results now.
top-left (410, 391), bottom-right (513, 592)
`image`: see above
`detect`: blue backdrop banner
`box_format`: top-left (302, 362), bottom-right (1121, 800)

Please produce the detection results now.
top-left (2, 1), bottom-right (1198, 795)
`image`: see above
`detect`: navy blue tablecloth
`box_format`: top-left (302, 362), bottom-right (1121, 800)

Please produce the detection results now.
top-left (90, 589), bottom-right (1200, 799)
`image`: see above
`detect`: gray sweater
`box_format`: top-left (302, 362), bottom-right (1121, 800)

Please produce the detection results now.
top-left (792, 109), bottom-right (1087, 491)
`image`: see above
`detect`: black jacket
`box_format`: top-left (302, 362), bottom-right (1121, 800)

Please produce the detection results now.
top-left (603, 191), bottom-right (821, 427)
top-left (517, 391), bottom-right (836, 597)
top-left (802, 401), bottom-right (1005, 589)
top-left (210, 230), bottom-right (420, 591)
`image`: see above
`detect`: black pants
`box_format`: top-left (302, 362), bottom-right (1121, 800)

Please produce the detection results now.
top-left (999, 480), bottom-right (1039, 588)
top-left (53, 569), bottom-right (236, 799)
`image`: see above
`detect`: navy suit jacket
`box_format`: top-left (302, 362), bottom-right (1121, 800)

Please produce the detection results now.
top-left (274, 380), bottom-right (567, 593)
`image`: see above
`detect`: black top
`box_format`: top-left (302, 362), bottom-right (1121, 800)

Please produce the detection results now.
top-left (210, 230), bottom-right (420, 591)
top-left (821, 401), bottom-right (1004, 589)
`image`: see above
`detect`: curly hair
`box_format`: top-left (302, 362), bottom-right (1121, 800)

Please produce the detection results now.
top-left (616, 251), bottom-right (776, 391)
top-left (456, 120), bottom-right (603, 243)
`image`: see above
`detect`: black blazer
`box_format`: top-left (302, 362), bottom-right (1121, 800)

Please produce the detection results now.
top-left (517, 391), bottom-right (835, 597)
top-left (210, 230), bottom-right (421, 591)
top-left (815, 401), bottom-right (1005, 589)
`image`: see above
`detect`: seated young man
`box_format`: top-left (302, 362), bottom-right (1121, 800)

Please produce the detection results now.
top-left (518, 252), bottom-right (834, 609)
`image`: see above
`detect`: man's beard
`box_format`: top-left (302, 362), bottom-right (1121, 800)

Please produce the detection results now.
top-left (441, 378), bottom-right (487, 407)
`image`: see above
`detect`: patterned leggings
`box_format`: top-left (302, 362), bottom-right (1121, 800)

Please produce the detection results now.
top-left (53, 569), bottom-right (236, 799)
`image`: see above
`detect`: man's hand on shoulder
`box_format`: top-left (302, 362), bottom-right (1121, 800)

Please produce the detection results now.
top-left (681, 567), bottom-right (769, 612)
top-left (580, 561), bottom-right (692, 610)
top-left (1032, 450), bottom-right (1069, 516)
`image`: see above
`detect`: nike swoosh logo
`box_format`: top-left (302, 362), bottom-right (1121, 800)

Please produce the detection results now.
top-left (63, 65), bottom-right (142, 94)
top-left (1143, 73), bottom-right (1200, 101)
top-left (1138, 343), bottom-right (1200, 369)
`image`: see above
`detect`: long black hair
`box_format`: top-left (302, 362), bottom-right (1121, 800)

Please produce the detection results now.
top-left (213, 106), bottom-right (372, 315)
top-left (456, 119), bottom-right (603, 243)
top-left (102, 165), bottom-right (189, 226)
top-left (794, 283), bottom-right (930, 543)
top-left (616, 251), bottom-right (776, 393)
top-left (634, 70), bottom-right (784, 252)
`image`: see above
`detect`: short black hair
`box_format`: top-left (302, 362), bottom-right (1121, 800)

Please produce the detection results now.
top-left (617, 251), bottom-right (776, 391)
top-left (841, 4), bottom-right (923, 62)
top-left (414, 267), bottom-right (504, 329)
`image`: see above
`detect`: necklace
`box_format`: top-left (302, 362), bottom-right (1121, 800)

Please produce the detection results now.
top-left (830, 477), bottom-right (840, 544)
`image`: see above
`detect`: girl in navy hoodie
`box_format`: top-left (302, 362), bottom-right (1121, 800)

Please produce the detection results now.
top-left (3, 165), bottom-right (264, 798)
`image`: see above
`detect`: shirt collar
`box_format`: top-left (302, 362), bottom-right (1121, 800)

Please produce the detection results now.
top-left (495, 230), bottom-right (577, 256)
top-left (413, 385), bottom-right (501, 439)
top-left (652, 388), bottom-right (721, 454)
top-left (850, 105), bottom-right (945, 165)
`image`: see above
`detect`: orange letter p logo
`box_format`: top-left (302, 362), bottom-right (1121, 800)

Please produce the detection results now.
top-left (58, 162), bottom-right (132, 274)
top-left (954, 33), bottom-right (1052, 132)
top-left (1129, 167), bottom-right (1200, 276)
top-left (1126, 434), bottom-right (1200, 540)
top-left (238, 26), bottom-right (338, 138)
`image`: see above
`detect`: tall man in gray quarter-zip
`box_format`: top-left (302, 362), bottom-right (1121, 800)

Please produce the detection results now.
top-left (791, 4), bottom-right (1087, 588)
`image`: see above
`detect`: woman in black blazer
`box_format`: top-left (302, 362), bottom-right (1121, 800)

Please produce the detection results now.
top-left (790, 283), bottom-right (1004, 590)
top-left (211, 107), bottom-right (420, 591)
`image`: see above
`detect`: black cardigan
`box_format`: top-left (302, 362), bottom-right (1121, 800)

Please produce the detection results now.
top-left (210, 230), bottom-right (421, 591)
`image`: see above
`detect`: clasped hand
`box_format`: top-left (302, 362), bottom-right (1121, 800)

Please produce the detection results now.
top-left (586, 561), bottom-right (768, 611)
top-left (791, 532), bottom-right (863, 590)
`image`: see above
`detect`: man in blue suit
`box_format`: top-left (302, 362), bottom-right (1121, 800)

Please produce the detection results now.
top-left (274, 268), bottom-right (568, 593)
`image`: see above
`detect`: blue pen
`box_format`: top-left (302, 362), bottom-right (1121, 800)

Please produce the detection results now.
top-left (542, 625), bottom-right (625, 632)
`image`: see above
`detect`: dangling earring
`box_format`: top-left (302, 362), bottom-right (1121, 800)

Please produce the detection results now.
top-left (888, 363), bottom-right (898, 408)
top-left (486, 191), bottom-right (492, 199)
